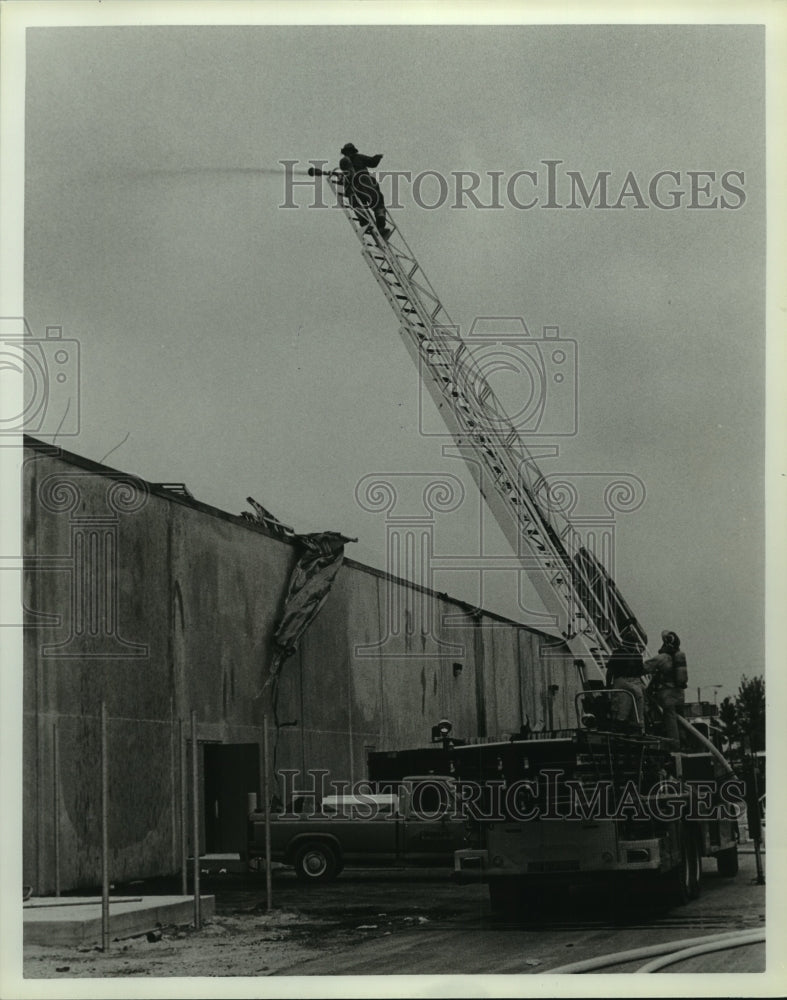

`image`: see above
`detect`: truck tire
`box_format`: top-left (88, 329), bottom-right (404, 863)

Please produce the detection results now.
top-left (293, 841), bottom-right (338, 883)
top-left (716, 846), bottom-right (739, 877)
top-left (665, 826), bottom-right (697, 906)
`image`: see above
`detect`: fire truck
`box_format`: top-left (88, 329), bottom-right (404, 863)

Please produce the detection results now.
top-left (368, 713), bottom-right (740, 913)
top-left (313, 158), bottom-right (742, 913)
top-left (449, 716), bottom-right (740, 915)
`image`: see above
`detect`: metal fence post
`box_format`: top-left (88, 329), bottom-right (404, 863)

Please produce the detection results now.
top-left (53, 721), bottom-right (60, 897)
top-left (191, 710), bottom-right (201, 929)
top-left (263, 714), bottom-right (272, 911)
top-left (179, 718), bottom-right (188, 895)
top-left (101, 702), bottom-right (110, 951)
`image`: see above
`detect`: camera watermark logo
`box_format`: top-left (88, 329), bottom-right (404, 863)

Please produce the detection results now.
top-left (0, 318), bottom-right (80, 438)
top-left (419, 318), bottom-right (577, 439)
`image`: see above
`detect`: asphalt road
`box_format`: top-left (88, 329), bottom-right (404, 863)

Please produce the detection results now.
top-left (224, 850), bottom-right (765, 976)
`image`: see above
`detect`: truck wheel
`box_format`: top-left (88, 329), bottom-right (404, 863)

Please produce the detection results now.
top-left (716, 846), bottom-right (739, 877)
top-left (665, 827), bottom-right (695, 906)
top-left (294, 842), bottom-right (338, 883)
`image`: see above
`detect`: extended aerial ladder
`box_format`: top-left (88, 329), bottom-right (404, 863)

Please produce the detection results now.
top-left (314, 166), bottom-right (646, 686)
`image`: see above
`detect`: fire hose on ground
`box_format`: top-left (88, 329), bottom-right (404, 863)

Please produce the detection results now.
top-left (543, 927), bottom-right (765, 974)
top-left (635, 929), bottom-right (765, 972)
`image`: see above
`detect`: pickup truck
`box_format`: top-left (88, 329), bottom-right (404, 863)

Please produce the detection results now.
top-left (247, 776), bottom-right (467, 882)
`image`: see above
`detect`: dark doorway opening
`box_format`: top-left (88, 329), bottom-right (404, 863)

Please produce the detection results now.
top-left (203, 743), bottom-right (260, 855)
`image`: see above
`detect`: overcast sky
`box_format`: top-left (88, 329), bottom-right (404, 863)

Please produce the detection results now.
top-left (20, 22), bottom-right (766, 700)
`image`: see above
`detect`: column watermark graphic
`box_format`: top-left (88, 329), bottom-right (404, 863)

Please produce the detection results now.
top-left (353, 472), bottom-right (466, 659)
top-left (16, 469), bottom-right (150, 659)
top-left (533, 471), bottom-right (647, 578)
top-left (434, 446), bottom-right (561, 632)
top-left (353, 462), bottom-right (647, 657)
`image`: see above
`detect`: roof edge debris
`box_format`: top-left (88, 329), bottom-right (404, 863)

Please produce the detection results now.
top-left (22, 435), bottom-right (560, 641)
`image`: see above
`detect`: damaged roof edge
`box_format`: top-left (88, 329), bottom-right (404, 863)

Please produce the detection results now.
top-left (22, 435), bottom-right (560, 642)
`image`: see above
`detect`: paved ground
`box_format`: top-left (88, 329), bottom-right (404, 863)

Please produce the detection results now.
top-left (22, 851), bottom-right (765, 979)
top-left (268, 852), bottom-right (765, 976)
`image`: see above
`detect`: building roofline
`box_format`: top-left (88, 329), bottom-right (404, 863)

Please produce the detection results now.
top-left (23, 436), bottom-right (560, 642)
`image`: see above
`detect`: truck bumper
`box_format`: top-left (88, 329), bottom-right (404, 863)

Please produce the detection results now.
top-left (454, 837), bottom-right (666, 884)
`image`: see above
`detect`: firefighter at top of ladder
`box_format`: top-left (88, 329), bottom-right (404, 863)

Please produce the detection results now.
top-left (339, 143), bottom-right (392, 239)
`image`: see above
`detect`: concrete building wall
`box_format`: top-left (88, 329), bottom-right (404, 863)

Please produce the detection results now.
top-left (22, 440), bottom-right (582, 892)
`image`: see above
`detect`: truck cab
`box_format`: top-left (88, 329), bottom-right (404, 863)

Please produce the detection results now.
top-left (248, 775), bottom-right (467, 882)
